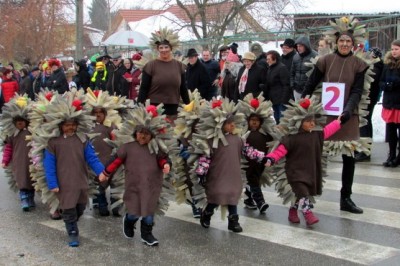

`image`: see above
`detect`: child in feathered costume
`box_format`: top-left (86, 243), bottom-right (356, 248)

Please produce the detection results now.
top-left (99, 103), bottom-right (172, 247)
top-left (1, 95), bottom-right (35, 211)
top-left (193, 98), bottom-right (269, 233)
top-left (265, 98), bottom-right (342, 226)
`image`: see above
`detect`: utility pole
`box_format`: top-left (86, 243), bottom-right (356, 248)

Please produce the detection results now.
top-left (75, 0), bottom-right (84, 60)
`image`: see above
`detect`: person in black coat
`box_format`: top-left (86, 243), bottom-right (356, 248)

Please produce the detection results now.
top-left (280, 38), bottom-right (297, 73)
top-left (264, 50), bottom-right (291, 124)
top-left (355, 47), bottom-right (384, 162)
top-left (74, 59), bottom-right (91, 91)
top-left (234, 52), bottom-right (266, 102)
top-left (106, 55), bottom-right (128, 97)
top-left (185, 48), bottom-right (212, 100)
top-left (46, 59), bottom-right (69, 94)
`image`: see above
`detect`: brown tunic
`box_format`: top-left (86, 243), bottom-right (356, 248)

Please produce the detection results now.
top-left (281, 131), bottom-right (324, 197)
top-left (91, 123), bottom-right (113, 165)
top-left (317, 53), bottom-right (368, 141)
top-left (8, 130), bottom-right (33, 190)
top-left (206, 134), bottom-right (243, 205)
top-left (47, 135), bottom-right (89, 209)
top-left (143, 59), bottom-right (186, 104)
top-left (118, 142), bottom-right (163, 217)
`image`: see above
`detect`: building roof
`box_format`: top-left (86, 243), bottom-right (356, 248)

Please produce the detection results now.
top-left (118, 9), bottom-right (163, 22)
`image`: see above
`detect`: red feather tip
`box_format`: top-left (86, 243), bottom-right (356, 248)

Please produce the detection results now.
top-left (146, 105), bottom-right (158, 117)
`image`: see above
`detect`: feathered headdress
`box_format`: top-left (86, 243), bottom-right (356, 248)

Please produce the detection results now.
top-left (0, 94), bottom-right (31, 140)
top-left (324, 16), bottom-right (366, 50)
top-left (150, 27), bottom-right (180, 51)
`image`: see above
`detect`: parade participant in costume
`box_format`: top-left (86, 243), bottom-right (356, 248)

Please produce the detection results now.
top-left (192, 98), bottom-right (269, 233)
top-left (265, 98), bottom-right (341, 225)
top-left (379, 40), bottom-right (400, 167)
top-left (38, 91), bottom-right (104, 247)
top-left (302, 16), bottom-right (373, 214)
top-left (138, 28), bottom-right (190, 119)
top-left (238, 94), bottom-right (277, 213)
top-left (99, 103), bottom-right (173, 247)
top-left (1, 95), bottom-right (35, 211)
top-left (172, 89), bottom-right (204, 218)
top-left (86, 89), bottom-right (126, 216)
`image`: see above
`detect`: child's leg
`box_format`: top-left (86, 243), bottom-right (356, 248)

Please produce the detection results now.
top-left (226, 204), bottom-right (243, 232)
top-left (76, 203), bottom-right (86, 221)
top-left (110, 181), bottom-right (121, 217)
top-left (123, 213), bottom-right (139, 239)
top-left (27, 189), bottom-right (36, 208)
top-left (140, 215), bottom-right (158, 246)
top-left (299, 197), bottom-right (319, 226)
top-left (251, 186), bottom-right (269, 214)
top-left (200, 203), bottom-right (217, 228)
top-left (288, 199), bottom-right (300, 223)
top-left (62, 208), bottom-right (80, 247)
top-left (18, 189), bottom-right (30, 212)
top-left (96, 184), bottom-right (109, 216)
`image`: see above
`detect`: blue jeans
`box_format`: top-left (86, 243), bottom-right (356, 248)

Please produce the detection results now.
top-left (127, 213), bottom-right (153, 224)
top-left (273, 104), bottom-right (286, 124)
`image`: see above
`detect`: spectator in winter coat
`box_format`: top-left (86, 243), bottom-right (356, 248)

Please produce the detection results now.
top-left (221, 51), bottom-right (242, 100)
top-left (185, 48), bottom-right (212, 100)
top-left (124, 56), bottom-right (142, 100)
top-left (90, 62), bottom-right (108, 91)
top-left (201, 49), bottom-right (220, 99)
top-left (250, 43), bottom-right (269, 71)
top-left (234, 52), bottom-right (266, 102)
top-left (6, 62), bottom-right (21, 84)
top-left (1, 69), bottom-right (19, 103)
top-left (265, 50), bottom-right (291, 124)
top-left (46, 59), bottom-right (69, 94)
top-left (291, 36), bottom-right (318, 101)
top-left (74, 59), bottom-right (91, 91)
top-left (19, 68), bottom-right (31, 95)
top-left (280, 38), bottom-right (297, 73)
top-left (106, 55), bottom-right (128, 97)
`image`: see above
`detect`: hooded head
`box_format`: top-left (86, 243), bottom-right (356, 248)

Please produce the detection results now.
top-left (250, 43), bottom-right (264, 57)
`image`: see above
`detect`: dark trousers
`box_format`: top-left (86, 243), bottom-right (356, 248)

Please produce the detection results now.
top-left (205, 203), bottom-right (237, 215)
top-left (341, 155), bottom-right (355, 198)
top-left (386, 123), bottom-right (400, 158)
top-left (272, 104), bottom-right (286, 124)
top-left (61, 204), bottom-right (86, 223)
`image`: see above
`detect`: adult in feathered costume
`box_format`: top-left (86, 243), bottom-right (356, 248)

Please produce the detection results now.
top-left (302, 16), bottom-right (372, 214)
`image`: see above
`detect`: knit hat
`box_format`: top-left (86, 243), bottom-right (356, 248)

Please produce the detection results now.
top-left (132, 53), bottom-right (142, 61)
top-left (368, 47), bottom-right (382, 59)
top-left (48, 58), bottom-right (61, 67)
top-left (226, 50), bottom-right (240, 62)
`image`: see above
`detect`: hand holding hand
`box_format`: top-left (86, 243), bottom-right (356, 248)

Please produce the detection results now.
top-left (163, 164), bottom-right (170, 174)
top-left (50, 187), bottom-right (59, 193)
top-left (99, 173), bottom-right (108, 182)
top-left (339, 111), bottom-right (350, 125)
top-left (264, 157), bottom-right (274, 167)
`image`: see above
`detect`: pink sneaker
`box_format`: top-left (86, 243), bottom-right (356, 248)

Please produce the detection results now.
top-left (303, 210), bottom-right (319, 226)
top-left (288, 208), bottom-right (300, 223)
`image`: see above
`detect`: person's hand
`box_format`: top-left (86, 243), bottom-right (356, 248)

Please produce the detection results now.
top-left (339, 111), bottom-right (350, 125)
top-left (163, 164), bottom-right (170, 174)
top-left (98, 173), bottom-right (108, 182)
top-left (125, 77), bottom-right (133, 82)
top-left (212, 79), bottom-right (219, 86)
top-left (50, 187), bottom-right (59, 193)
top-left (1, 163), bottom-right (6, 168)
top-left (264, 157), bottom-right (274, 167)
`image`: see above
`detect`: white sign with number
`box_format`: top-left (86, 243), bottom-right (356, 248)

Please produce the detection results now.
top-left (321, 82), bottom-right (345, 116)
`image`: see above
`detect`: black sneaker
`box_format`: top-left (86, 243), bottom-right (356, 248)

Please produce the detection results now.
top-left (200, 210), bottom-right (213, 228)
top-left (192, 205), bottom-right (201, 219)
top-left (259, 202), bottom-right (269, 214)
top-left (244, 198), bottom-right (257, 209)
top-left (355, 152), bottom-right (371, 162)
top-left (123, 215), bottom-right (135, 238)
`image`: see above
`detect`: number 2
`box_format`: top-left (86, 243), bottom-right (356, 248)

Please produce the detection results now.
top-left (324, 86), bottom-right (340, 111)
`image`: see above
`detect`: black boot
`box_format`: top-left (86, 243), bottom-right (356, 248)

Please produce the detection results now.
top-left (200, 210), bottom-right (214, 228)
top-left (110, 197), bottom-right (121, 217)
top-left (27, 190), bottom-right (36, 208)
top-left (19, 190), bottom-right (30, 212)
top-left (354, 152), bottom-right (370, 162)
top-left (227, 214), bottom-right (243, 233)
top-left (123, 214), bottom-right (137, 239)
top-left (243, 186), bottom-right (257, 209)
top-left (140, 220), bottom-right (158, 246)
top-left (252, 187), bottom-right (269, 214)
top-left (65, 221), bottom-right (79, 247)
top-left (340, 198), bottom-right (363, 214)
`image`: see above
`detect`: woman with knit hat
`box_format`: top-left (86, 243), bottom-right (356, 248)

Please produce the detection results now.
top-left (221, 50), bottom-right (242, 100)
top-left (234, 51), bottom-right (266, 102)
top-left (380, 39), bottom-right (400, 167)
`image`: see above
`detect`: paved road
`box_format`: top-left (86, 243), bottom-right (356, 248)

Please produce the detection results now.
top-left (0, 142), bottom-right (399, 266)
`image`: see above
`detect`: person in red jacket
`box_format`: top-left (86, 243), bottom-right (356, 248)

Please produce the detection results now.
top-left (1, 69), bottom-right (19, 103)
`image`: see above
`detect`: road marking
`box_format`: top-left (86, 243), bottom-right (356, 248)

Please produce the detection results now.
top-left (166, 202), bottom-right (400, 265)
